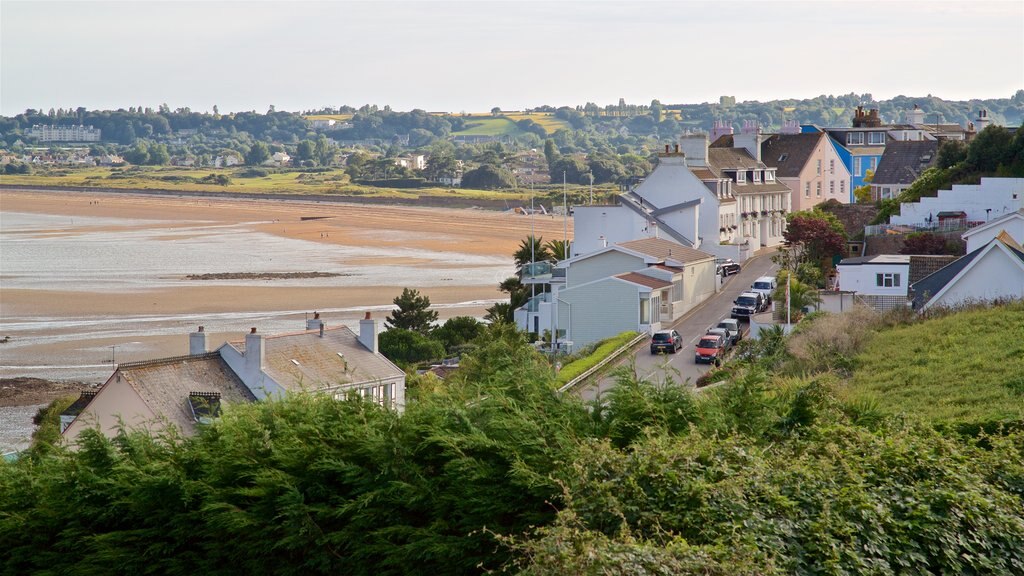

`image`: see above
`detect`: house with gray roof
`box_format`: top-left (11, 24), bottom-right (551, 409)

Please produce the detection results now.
top-left (870, 140), bottom-right (938, 201)
top-left (756, 131), bottom-right (852, 211)
top-left (514, 237), bottom-right (717, 350)
top-left (911, 231), bottom-right (1024, 310)
top-left (62, 313), bottom-right (404, 443)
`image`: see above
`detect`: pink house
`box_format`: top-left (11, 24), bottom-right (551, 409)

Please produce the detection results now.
top-left (760, 131), bottom-right (851, 212)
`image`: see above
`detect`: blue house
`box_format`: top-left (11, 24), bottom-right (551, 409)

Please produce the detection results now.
top-left (803, 107), bottom-right (890, 203)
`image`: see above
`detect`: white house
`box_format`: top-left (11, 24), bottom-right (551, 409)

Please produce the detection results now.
top-left (961, 209), bottom-right (1024, 253)
top-left (515, 238), bottom-right (716, 349)
top-left (889, 178), bottom-right (1024, 227)
top-left (835, 254), bottom-right (911, 310)
top-left (61, 312), bottom-right (405, 443)
top-left (572, 142), bottom-right (742, 260)
top-left (911, 232), bottom-right (1024, 310)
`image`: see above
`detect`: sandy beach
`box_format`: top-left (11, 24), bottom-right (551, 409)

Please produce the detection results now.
top-left (0, 188), bottom-right (572, 386)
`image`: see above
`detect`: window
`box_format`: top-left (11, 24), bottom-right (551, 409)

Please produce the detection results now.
top-left (778, 153), bottom-right (789, 162)
top-left (816, 159), bottom-right (822, 175)
top-left (840, 180), bottom-right (846, 196)
top-left (358, 384), bottom-right (390, 407)
top-left (830, 180), bottom-right (835, 195)
top-left (869, 157), bottom-right (877, 172)
top-left (804, 182), bottom-right (810, 198)
top-left (673, 279), bottom-right (683, 301)
top-left (639, 297), bottom-right (651, 324)
top-left (816, 182), bottom-right (821, 197)
top-left (829, 159), bottom-right (835, 174)
top-left (854, 157), bottom-right (862, 176)
top-left (876, 273), bottom-right (901, 288)
top-left (847, 132), bottom-right (864, 145)
top-left (868, 131), bottom-right (886, 145)
top-left (765, 170), bottom-right (775, 182)
top-left (751, 170), bottom-right (761, 183)
top-left (736, 171), bottom-right (746, 183)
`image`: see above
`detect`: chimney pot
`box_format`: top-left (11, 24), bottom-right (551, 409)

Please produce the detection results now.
top-left (364, 311), bottom-right (372, 320)
top-left (320, 323), bottom-right (325, 337)
top-left (250, 327), bottom-right (257, 334)
top-left (314, 312), bottom-right (319, 319)
top-left (674, 144), bottom-right (679, 153)
top-left (665, 144), bottom-right (670, 153)
top-left (198, 326), bottom-right (204, 332)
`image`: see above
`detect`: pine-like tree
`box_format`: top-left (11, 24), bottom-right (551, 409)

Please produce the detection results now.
top-left (385, 288), bottom-right (438, 334)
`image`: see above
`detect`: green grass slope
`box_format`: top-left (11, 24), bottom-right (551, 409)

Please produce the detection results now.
top-left (844, 302), bottom-right (1024, 432)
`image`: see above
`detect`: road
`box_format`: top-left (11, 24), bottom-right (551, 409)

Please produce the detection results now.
top-left (579, 252), bottom-right (778, 402)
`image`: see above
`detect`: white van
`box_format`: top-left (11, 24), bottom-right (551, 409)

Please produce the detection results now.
top-left (751, 276), bottom-right (777, 303)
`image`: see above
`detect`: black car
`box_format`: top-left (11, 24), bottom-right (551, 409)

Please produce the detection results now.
top-left (650, 330), bottom-right (683, 354)
top-left (716, 258), bottom-right (742, 277)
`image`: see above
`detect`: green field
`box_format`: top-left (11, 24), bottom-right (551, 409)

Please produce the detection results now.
top-left (841, 303), bottom-right (1024, 431)
top-left (451, 116), bottom-right (525, 137)
top-left (1, 166), bottom-right (530, 203)
top-left (502, 112), bottom-right (571, 133)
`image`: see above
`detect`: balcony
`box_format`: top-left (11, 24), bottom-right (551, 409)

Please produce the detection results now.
top-left (521, 262), bottom-right (565, 285)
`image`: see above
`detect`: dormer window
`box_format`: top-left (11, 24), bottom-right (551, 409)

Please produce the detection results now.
top-left (751, 170), bottom-right (761, 183)
top-left (765, 170), bottom-right (775, 182)
top-left (735, 170), bottom-right (746, 183)
top-left (847, 132), bottom-right (864, 145)
top-left (868, 132), bottom-right (886, 145)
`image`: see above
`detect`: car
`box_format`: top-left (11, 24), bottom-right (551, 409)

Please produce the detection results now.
top-left (650, 329), bottom-right (683, 354)
top-left (694, 334), bottom-right (727, 365)
top-left (731, 291), bottom-right (766, 320)
top-left (750, 275), bottom-right (777, 304)
top-left (715, 319), bottom-right (742, 345)
top-left (716, 258), bottom-right (742, 277)
top-left (705, 328), bottom-right (733, 352)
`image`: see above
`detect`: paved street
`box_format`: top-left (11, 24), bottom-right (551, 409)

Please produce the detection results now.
top-left (579, 252), bottom-right (778, 402)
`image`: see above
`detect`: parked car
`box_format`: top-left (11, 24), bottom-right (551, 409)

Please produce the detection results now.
top-left (650, 329), bottom-right (683, 354)
top-left (751, 275), bottom-right (777, 303)
top-left (706, 328), bottom-right (733, 352)
top-left (731, 291), bottom-right (766, 320)
top-left (716, 258), bottom-right (742, 277)
top-left (694, 334), bottom-right (727, 365)
top-left (715, 319), bottom-right (742, 344)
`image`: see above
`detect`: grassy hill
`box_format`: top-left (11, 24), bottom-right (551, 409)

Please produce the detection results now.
top-left (841, 302), bottom-right (1024, 432)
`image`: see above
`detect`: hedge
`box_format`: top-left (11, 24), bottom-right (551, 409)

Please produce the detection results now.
top-left (556, 331), bottom-right (640, 385)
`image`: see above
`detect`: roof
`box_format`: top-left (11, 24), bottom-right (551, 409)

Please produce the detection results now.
top-left (62, 391), bottom-right (97, 418)
top-left (908, 255), bottom-right (960, 284)
top-left (115, 353), bottom-right (255, 435)
top-left (839, 254), bottom-right (911, 265)
top-left (690, 168), bottom-right (717, 180)
top-left (616, 238), bottom-right (716, 264)
top-left (614, 272), bottom-right (673, 290)
top-left (937, 211), bottom-right (966, 218)
top-left (961, 209), bottom-right (1024, 239)
top-left (707, 147), bottom-right (764, 171)
top-left (760, 133), bottom-right (824, 178)
top-left (911, 233), bottom-right (1024, 307)
top-left (872, 140), bottom-right (938, 185)
top-left (734, 182), bottom-right (791, 194)
top-left (253, 326), bottom-right (405, 391)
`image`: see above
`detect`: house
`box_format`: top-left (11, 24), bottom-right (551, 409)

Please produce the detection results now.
top-left (61, 313), bottom-right (405, 442)
top-left (514, 237), bottom-right (716, 349)
top-left (961, 209), bottom-right (1024, 252)
top-left (835, 254), bottom-right (911, 311)
top-left (26, 124), bottom-right (101, 142)
top-left (870, 140), bottom-right (938, 201)
top-left (571, 143), bottom-right (717, 257)
top-left (311, 118), bottom-right (337, 130)
top-left (753, 129), bottom-right (851, 212)
top-left (911, 231), bottom-right (1024, 310)
top-left (888, 178), bottom-right (1024, 228)
top-left (704, 126), bottom-right (792, 250)
top-left (264, 151), bottom-right (291, 166)
top-left (394, 154), bottom-right (426, 171)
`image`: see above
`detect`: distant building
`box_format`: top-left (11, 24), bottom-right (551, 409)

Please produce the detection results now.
top-left (27, 124), bottom-right (101, 142)
top-left (741, 130), bottom-right (851, 212)
top-left (870, 140), bottom-right (938, 201)
top-left (394, 154), bottom-right (426, 171)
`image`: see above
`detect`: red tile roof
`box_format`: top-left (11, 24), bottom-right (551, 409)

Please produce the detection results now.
top-left (614, 272), bottom-right (673, 289)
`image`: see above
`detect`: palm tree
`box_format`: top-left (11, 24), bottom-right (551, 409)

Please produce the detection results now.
top-left (773, 271), bottom-right (822, 321)
top-left (545, 239), bottom-right (569, 261)
top-left (513, 235), bottom-right (553, 273)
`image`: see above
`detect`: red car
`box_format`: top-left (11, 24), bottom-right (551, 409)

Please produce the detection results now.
top-left (695, 334), bottom-right (726, 365)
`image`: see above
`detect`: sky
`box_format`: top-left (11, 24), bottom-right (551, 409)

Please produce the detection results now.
top-left (2, 0), bottom-right (1022, 116)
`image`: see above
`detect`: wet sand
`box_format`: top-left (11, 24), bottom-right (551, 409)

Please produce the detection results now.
top-left (0, 189), bottom-right (571, 383)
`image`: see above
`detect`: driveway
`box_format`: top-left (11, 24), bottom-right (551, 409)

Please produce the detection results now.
top-left (578, 252), bottom-right (779, 402)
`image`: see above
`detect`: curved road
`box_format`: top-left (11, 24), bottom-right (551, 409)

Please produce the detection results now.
top-left (579, 252), bottom-right (778, 402)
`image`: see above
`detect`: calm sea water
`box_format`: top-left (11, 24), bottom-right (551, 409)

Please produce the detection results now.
top-left (0, 211), bottom-right (510, 381)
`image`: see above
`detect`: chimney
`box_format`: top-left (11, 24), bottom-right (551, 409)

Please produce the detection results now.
top-left (673, 143), bottom-right (680, 153)
top-left (245, 327), bottom-right (264, 374)
top-left (306, 311), bottom-right (323, 331)
top-left (664, 144), bottom-right (670, 154)
top-left (709, 119), bottom-right (734, 143)
top-left (780, 120), bottom-right (800, 135)
top-left (319, 323), bottom-right (325, 338)
top-left (733, 129), bottom-right (763, 164)
top-left (679, 133), bottom-right (708, 167)
top-left (976, 109), bottom-right (991, 132)
top-left (358, 312), bottom-right (378, 354)
top-left (189, 326), bottom-right (207, 355)
top-left (907, 104), bottom-right (925, 125)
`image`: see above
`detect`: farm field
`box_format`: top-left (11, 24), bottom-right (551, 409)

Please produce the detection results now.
top-left (0, 166), bottom-right (533, 203)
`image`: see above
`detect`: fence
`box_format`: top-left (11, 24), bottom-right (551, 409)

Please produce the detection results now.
top-left (864, 219), bottom-right (983, 237)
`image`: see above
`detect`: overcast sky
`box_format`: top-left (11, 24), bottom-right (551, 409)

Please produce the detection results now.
top-left (2, 0), bottom-right (1022, 115)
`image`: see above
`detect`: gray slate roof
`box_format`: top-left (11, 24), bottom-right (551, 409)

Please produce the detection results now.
top-left (257, 326), bottom-right (405, 391)
top-left (872, 140), bottom-right (938, 186)
top-left (910, 238), bottom-right (1024, 307)
top-left (760, 133), bottom-right (825, 178)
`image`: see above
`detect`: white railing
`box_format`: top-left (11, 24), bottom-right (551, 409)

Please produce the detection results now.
top-left (864, 219), bottom-right (983, 237)
top-left (557, 332), bottom-right (648, 394)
